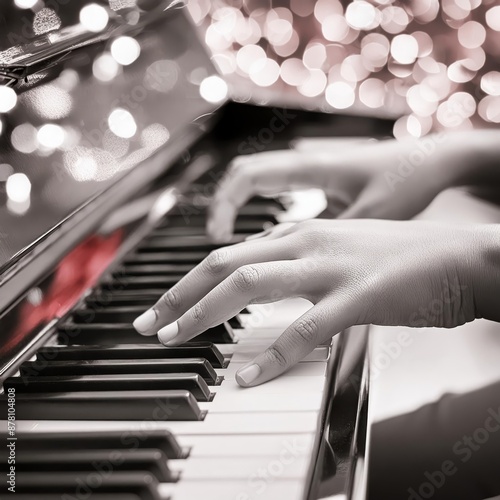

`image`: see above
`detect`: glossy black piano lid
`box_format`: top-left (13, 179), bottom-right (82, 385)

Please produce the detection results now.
top-left (0, 1), bottom-right (221, 274)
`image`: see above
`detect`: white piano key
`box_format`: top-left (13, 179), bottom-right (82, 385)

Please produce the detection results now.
top-left (201, 391), bottom-right (323, 412)
top-left (231, 346), bottom-right (330, 363)
top-left (177, 433), bottom-right (315, 458)
top-left (211, 376), bottom-right (326, 395)
top-left (168, 455), bottom-right (310, 479)
top-left (217, 360), bottom-right (327, 380)
top-left (164, 479), bottom-right (306, 500)
top-left (16, 411), bottom-right (320, 435)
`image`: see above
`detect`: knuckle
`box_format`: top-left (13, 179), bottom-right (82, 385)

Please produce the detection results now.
top-left (204, 249), bottom-right (230, 275)
top-left (160, 288), bottom-right (181, 311)
top-left (294, 317), bottom-right (318, 343)
top-left (265, 346), bottom-right (288, 368)
top-left (191, 302), bottom-right (209, 326)
top-left (232, 265), bottom-right (260, 292)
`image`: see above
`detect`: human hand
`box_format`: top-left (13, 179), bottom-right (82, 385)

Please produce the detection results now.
top-left (133, 219), bottom-right (482, 387)
top-left (206, 136), bottom-right (455, 243)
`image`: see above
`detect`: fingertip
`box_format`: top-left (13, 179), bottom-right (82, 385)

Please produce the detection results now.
top-left (133, 309), bottom-right (157, 336)
top-left (235, 364), bottom-right (261, 387)
top-left (158, 321), bottom-right (179, 346)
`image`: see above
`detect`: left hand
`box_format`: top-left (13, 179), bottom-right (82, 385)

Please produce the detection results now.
top-left (133, 219), bottom-right (479, 387)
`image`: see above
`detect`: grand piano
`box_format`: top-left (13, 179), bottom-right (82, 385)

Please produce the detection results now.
top-left (1, 2), bottom-right (499, 500)
top-left (0, 2), bottom-right (390, 498)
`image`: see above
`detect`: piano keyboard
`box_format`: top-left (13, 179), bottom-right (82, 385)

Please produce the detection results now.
top-left (1, 195), bottom-right (335, 500)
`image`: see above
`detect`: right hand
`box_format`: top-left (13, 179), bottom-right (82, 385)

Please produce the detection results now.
top-left (207, 135), bottom-right (455, 242)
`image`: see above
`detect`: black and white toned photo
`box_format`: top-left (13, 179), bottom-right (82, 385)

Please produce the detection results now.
top-left (0, 1), bottom-right (499, 499)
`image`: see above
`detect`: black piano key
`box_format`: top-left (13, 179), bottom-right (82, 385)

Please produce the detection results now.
top-left (20, 357), bottom-right (219, 385)
top-left (100, 275), bottom-right (185, 291)
top-left (169, 199), bottom-right (281, 216)
top-left (0, 390), bottom-right (204, 420)
top-left (72, 306), bottom-right (151, 324)
top-left (123, 251), bottom-right (209, 264)
top-left (228, 316), bottom-right (243, 329)
top-left (58, 323), bottom-right (159, 345)
top-left (0, 429), bottom-right (184, 459)
top-left (13, 472), bottom-right (160, 500)
top-left (159, 213), bottom-right (278, 229)
top-left (117, 263), bottom-right (195, 275)
top-left (150, 219), bottom-right (271, 237)
top-left (5, 373), bottom-right (212, 401)
top-left (91, 289), bottom-right (165, 300)
top-left (137, 235), bottom-right (244, 252)
top-left (86, 293), bottom-right (160, 307)
top-left (58, 322), bottom-right (234, 345)
top-left (11, 449), bottom-right (175, 482)
top-left (37, 342), bottom-right (225, 368)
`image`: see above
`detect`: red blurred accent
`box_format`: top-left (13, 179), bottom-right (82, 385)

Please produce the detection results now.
top-left (1, 230), bottom-right (123, 354)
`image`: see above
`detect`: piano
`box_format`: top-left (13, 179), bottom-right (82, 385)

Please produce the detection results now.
top-left (0, 2), bottom-right (390, 498)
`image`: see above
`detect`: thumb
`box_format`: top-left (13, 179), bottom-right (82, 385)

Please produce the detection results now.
top-left (235, 300), bottom-right (354, 387)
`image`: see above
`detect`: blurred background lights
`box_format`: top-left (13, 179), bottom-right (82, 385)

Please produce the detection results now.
top-left (326, 81), bottom-right (355, 109)
top-left (26, 85), bottom-right (73, 119)
top-left (458, 21), bottom-right (486, 49)
top-left (79, 3), bottom-right (109, 32)
top-left (249, 58), bottom-right (281, 87)
top-left (111, 37), bottom-right (141, 66)
top-left (14, 0), bottom-right (37, 8)
top-left (199, 75), bottom-right (228, 103)
top-left (141, 123), bottom-right (171, 149)
top-left (0, 87), bottom-right (18, 113)
top-left (11, 124), bottom-right (38, 154)
top-left (298, 69), bottom-right (327, 97)
top-left (481, 72), bottom-right (500, 96)
top-left (108, 108), bottom-right (137, 138)
top-left (6, 173), bottom-right (31, 203)
top-left (71, 156), bottom-right (98, 182)
top-left (391, 35), bottom-right (418, 64)
top-left (37, 124), bottom-right (66, 149)
top-left (485, 6), bottom-right (500, 31)
top-left (237, 45), bottom-right (266, 74)
top-left (345, 1), bottom-right (379, 30)
top-left (93, 53), bottom-right (120, 82)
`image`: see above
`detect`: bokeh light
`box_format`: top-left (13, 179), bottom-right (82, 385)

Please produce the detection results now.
top-left (6, 173), bottom-right (31, 203)
top-left (199, 75), bottom-right (228, 103)
top-left (111, 37), bottom-right (141, 66)
top-left (79, 3), bottom-right (109, 32)
top-left (0, 87), bottom-right (18, 113)
top-left (108, 108), bottom-right (137, 139)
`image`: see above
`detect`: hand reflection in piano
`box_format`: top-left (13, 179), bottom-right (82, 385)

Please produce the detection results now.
top-left (134, 130), bottom-right (500, 387)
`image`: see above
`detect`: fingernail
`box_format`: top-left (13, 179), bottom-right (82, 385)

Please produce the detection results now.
top-left (133, 309), bottom-right (156, 334)
top-left (158, 321), bottom-right (179, 345)
top-left (236, 364), bottom-right (261, 386)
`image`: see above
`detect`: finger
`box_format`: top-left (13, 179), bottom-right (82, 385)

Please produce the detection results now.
top-left (245, 222), bottom-right (295, 241)
top-left (157, 260), bottom-right (311, 345)
top-left (235, 299), bottom-right (356, 387)
top-left (132, 237), bottom-right (297, 335)
top-left (207, 151), bottom-right (326, 242)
